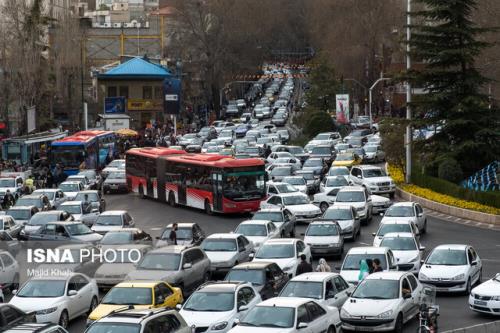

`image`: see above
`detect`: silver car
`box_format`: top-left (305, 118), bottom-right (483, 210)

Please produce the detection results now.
top-left (322, 204), bottom-right (361, 241)
top-left (126, 245), bottom-right (211, 294)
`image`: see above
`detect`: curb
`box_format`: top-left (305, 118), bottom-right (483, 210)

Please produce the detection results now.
top-left (396, 187), bottom-right (500, 225)
top-left (442, 320), bottom-right (500, 333)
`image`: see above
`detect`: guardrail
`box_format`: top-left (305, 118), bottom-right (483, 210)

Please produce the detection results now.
top-left (443, 320), bottom-right (500, 333)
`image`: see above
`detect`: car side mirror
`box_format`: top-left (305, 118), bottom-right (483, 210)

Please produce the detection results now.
top-left (297, 322), bottom-right (308, 329)
top-left (238, 305), bottom-right (249, 312)
top-left (419, 246), bottom-right (426, 252)
top-left (175, 304), bottom-right (182, 310)
top-left (11, 289), bottom-right (17, 295)
top-left (417, 213), bottom-right (423, 217)
top-left (183, 263), bottom-right (192, 270)
top-left (403, 292), bottom-right (412, 299)
top-left (471, 261), bottom-right (478, 266)
top-left (372, 232), bottom-right (376, 237)
top-left (68, 290), bottom-right (78, 297)
top-left (92, 208), bottom-right (99, 213)
top-left (335, 266), bottom-right (341, 271)
top-left (379, 212), bottom-right (384, 216)
top-left (249, 253), bottom-right (255, 259)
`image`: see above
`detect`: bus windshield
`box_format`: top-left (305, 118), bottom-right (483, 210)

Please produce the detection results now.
top-left (51, 146), bottom-right (86, 168)
top-left (224, 172), bottom-right (266, 201)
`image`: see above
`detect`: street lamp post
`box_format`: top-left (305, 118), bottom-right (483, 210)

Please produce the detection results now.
top-left (405, 0), bottom-right (412, 184)
top-left (369, 77), bottom-right (390, 129)
top-left (345, 78), bottom-right (369, 116)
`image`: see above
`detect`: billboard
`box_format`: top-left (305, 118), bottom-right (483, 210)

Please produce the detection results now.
top-left (163, 77), bottom-right (181, 115)
top-left (104, 97), bottom-right (126, 114)
top-left (336, 94), bottom-right (350, 124)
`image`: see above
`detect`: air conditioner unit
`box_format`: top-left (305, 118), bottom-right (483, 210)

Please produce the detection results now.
top-left (113, 23), bottom-right (122, 28)
top-left (103, 23), bottom-right (111, 27)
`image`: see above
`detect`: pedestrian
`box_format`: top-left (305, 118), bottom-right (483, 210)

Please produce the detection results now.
top-left (358, 260), bottom-right (370, 282)
top-left (372, 258), bottom-right (383, 273)
top-left (169, 223), bottom-right (178, 245)
top-left (315, 258), bottom-right (331, 272)
top-left (296, 254), bottom-right (313, 275)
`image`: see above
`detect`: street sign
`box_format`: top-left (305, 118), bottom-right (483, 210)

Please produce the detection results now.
top-left (165, 94), bottom-right (178, 101)
top-left (163, 78), bottom-right (181, 115)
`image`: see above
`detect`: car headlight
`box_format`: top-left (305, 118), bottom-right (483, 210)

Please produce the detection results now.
top-left (491, 296), bottom-right (500, 301)
top-left (356, 207), bottom-right (364, 212)
top-left (452, 273), bottom-right (465, 281)
top-left (340, 308), bottom-right (352, 318)
top-left (376, 310), bottom-right (393, 319)
top-left (343, 225), bottom-right (353, 232)
top-left (211, 321), bottom-right (228, 330)
top-left (329, 243), bottom-right (339, 247)
top-left (419, 273), bottom-right (429, 280)
top-left (36, 307), bottom-right (58, 315)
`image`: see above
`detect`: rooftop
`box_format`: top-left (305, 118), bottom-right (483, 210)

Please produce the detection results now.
top-left (98, 57), bottom-right (172, 80)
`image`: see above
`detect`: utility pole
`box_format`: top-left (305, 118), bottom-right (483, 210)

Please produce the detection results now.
top-left (369, 77), bottom-right (390, 130)
top-left (405, 0), bottom-right (412, 184)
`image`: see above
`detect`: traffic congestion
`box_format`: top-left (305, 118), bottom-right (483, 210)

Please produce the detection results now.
top-left (0, 65), bottom-right (498, 333)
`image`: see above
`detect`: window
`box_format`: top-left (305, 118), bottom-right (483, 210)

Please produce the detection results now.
top-left (190, 249), bottom-right (205, 263)
top-left (145, 315), bottom-right (182, 333)
top-left (402, 278), bottom-right (412, 294)
top-left (268, 186), bottom-right (278, 194)
top-left (407, 274), bottom-right (418, 290)
top-left (333, 277), bottom-right (345, 292)
top-left (467, 249), bottom-right (474, 263)
top-left (296, 241), bottom-right (305, 254)
top-left (237, 287), bottom-right (255, 307)
top-left (269, 263), bottom-right (282, 278)
top-left (107, 86), bottom-right (117, 97)
top-left (41, 225), bottom-right (56, 235)
top-left (158, 283), bottom-right (173, 298)
top-left (325, 280), bottom-right (336, 299)
top-left (182, 251), bottom-right (194, 265)
top-left (470, 248), bottom-right (478, 261)
top-left (306, 302), bottom-right (326, 320)
top-left (154, 86), bottom-right (163, 99)
top-left (119, 86), bottom-right (129, 98)
top-left (143, 86), bottom-right (153, 99)
top-left (296, 305), bottom-right (310, 324)
top-left (237, 237), bottom-right (245, 251)
top-left (268, 223), bottom-right (276, 233)
top-left (68, 277), bottom-right (79, 292)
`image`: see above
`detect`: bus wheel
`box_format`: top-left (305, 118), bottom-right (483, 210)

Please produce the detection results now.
top-left (205, 200), bottom-right (213, 215)
top-left (138, 186), bottom-right (146, 199)
top-left (168, 192), bottom-right (176, 207)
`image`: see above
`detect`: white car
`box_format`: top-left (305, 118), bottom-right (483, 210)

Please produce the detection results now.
top-left (469, 273), bottom-right (500, 315)
top-left (58, 181), bottom-right (84, 201)
top-left (334, 186), bottom-right (373, 224)
top-left (319, 175), bottom-right (350, 193)
top-left (267, 182), bottom-right (300, 197)
top-left (339, 247), bottom-right (398, 284)
top-left (349, 165), bottom-right (396, 198)
top-left (303, 220), bottom-right (344, 258)
top-left (282, 176), bottom-right (308, 194)
top-left (378, 233), bottom-right (425, 274)
top-left (234, 220), bottom-right (280, 250)
top-left (327, 166), bottom-right (350, 180)
top-left (201, 233), bottom-right (254, 273)
top-left (66, 175), bottom-right (92, 190)
top-left (372, 220), bottom-right (420, 247)
top-left (341, 271), bottom-right (425, 332)
top-left (322, 204), bottom-right (361, 241)
top-left (260, 193), bottom-right (322, 223)
top-left (32, 189), bottom-right (67, 209)
top-left (59, 201), bottom-right (99, 226)
top-left (381, 201), bottom-right (427, 234)
top-left (101, 159), bottom-right (125, 178)
top-left (419, 244), bottom-right (482, 294)
top-left (279, 272), bottom-right (354, 309)
top-left (371, 194), bottom-right (393, 214)
top-left (10, 273), bottom-right (99, 329)
top-left (0, 250), bottom-right (19, 290)
top-left (266, 152), bottom-right (294, 164)
top-left (91, 210), bottom-right (135, 235)
top-left (273, 158), bottom-right (302, 171)
top-left (313, 189), bottom-right (338, 213)
top-left (252, 239), bottom-right (311, 278)
top-left (179, 282), bottom-right (261, 333)
top-left (230, 297), bottom-right (341, 333)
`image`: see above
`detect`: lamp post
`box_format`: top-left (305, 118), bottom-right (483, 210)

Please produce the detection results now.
top-left (345, 78), bottom-right (369, 116)
top-left (369, 77), bottom-right (390, 130)
top-left (405, 0), bottom-right (412, 184)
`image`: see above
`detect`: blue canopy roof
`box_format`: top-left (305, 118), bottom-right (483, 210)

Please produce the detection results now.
top-left (98, 57), bottom-right (171, 80)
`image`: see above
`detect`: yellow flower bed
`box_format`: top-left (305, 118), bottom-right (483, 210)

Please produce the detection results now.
top-left (388, 164), bottom-right (500, 215)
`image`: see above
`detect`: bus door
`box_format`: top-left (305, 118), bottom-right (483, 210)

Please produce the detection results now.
top-left (178, 173), bottom-right (187, 205)
top-left (145, 158), bottom-right (155, 198)
top-left (211, 172), bottom-right (223, 212)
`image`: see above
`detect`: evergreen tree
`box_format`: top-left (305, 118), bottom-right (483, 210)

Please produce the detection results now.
top-left (305, 56), bottom-right (341, 112)
top-left (408, 0), bottom-right (500, 176)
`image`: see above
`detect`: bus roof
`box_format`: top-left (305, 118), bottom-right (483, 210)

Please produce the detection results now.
top-left (164, 154), bottom-right (264, 168)
top-left (52, 130), bottom-right (114, 145)
top-left (127, 147), bottom-right (186, 158)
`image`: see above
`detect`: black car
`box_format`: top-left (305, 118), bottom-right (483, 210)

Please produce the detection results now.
top-left (0, 304), bottom-right (36, 331)
top-left (225, 262), bottom-right (289, 300)
top-left (309, 145), bottom-right (336, 165)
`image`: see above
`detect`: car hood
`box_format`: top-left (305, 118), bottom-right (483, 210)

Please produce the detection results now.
top-left (228, 326), bottom-right (290, 333)
top-left (10, 295), bottom-right (65, 312)
top-left (336, 201), bottom-right (365, 209)
top-left (180, 309), bottom-right (233, 327)
top-left (372, 195), bottom-right (391, 206)
top-left (472, 279), bottom-right (500, 297)
top-left (287, 204), bottom-right (321, 215)
top-left (420, 264), bottom-right (468, 279)
top-left (342, 298), bottom-right (399, 317)
top-left (336, 219), bottom-right (355, 230)
top-left (364, 177), bottom-right (392, 184)
top-left (333, 160), bottom-right (355, 166)
top-left (104, 179), bottom-right (126, 184)
top-left (126, 269), bottom-right (179, 283)
top-left (91, 225), bottom-right (122, 233)
top-left (205, 251), bottom-right (237, 263)
top-left (63, 191), bottom-right (78, 199)
top-left (72, 233), bottom-right (102, 242)
top-left (392, 250), bottom-right (419, 264)
top-left (245, 236), bottom-right (267, 246)
top-left (253, 257), bottom-right (296, 270)
top-left (156, 239), bottom-right (193, 247)
top-left (304, 235), bottom-right (341, 245)
top-left (89, 304), bottom-right (154, 321)
top-left (381, 217), bottom-right (415, 224)
top-left (96, 263), bottom-right (136, 276)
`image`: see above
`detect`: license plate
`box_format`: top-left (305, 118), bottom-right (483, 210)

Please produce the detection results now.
top-left (380, 187), bottom-right (389, 191)
top-left (474, 300), bottom-right (487, 306)
top-left (356, 327), bottom-right (374, 332)
top-left (110, 185), bottom-right (118, 189)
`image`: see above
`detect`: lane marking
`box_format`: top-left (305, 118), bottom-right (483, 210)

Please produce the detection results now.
top-left (359, 242), bottom-right (370, 246)
top-left (463, 220), bottom-right (471, 224)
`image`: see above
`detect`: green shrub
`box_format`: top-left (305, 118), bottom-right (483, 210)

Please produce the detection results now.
top-left (304, 111), bottom-right (334, 137)
top-left (438, 158), bottom-right (463, 183)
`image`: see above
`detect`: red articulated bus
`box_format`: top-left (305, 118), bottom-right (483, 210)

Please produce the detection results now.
top-left (126, 150), bottom-right (267, 214)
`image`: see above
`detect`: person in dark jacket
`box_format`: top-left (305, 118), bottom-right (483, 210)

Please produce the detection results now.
top-left (169, 223), bottom-right (178, 245)
top-left (296, 254), bottom-right (313, 276)
top-left (373, 258), bottom-right (383, 273)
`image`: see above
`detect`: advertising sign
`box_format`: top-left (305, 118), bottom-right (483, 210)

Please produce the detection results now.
top-left (163, 78), bottom-right (181, 115)
top-left (127, 99), bottom-right (163, 111)
top-left (336, 94), bottom-right (350, 124)
top-left (104, 96), bottom-right (126, 114)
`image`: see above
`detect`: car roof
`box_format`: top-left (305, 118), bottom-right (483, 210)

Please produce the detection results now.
top-left (33, 210), bottom-right (65, 215)
top-left (166, 222), bottom-right (196, 228)
top-left (274, 192), bottom-right (307, 198)
top-left (18, 195), bottom-right (44, 199)
top-left (100, 210), bottom-right (127, 216)
top-left (116, 281), bottom-right (164, 288)
top-left (60, 201), bottom-right (83, 206)
top-left (150, 245), bottom-right (190, 254)
top-left (291, 272), bottom-right (341, 282)
top-left (256, 208), bottom-right (284, 213)
top-left (33, 189), bottom-right (59, 193)
top-left (365, 271), bottom-right (407, 281)
top-left (77, 190), bottom-right (99, 194)
top-left (28, 272), bottom-right (78, 280)
top-left (347, 246), bottom-right (389, 254)
top-left (337, 186), bottom-right (364, 192)
top-left (105, 228), bottom-right (142, 233)
top-left (99, 308), bottom-right (178, 324)
top-left (207, 233), bottom-right (241, 239)
top-left (8, 205), bottom-right (36, 210)
top-left (232, 262), bottom-right (275, 270)
top-left (239, 219), bottom-right (271, 225)
top-left (2, 323), bottom-right (62, 333)
top-left (391, 202), bottom-right (415, 207)
top-left (355, 165), bottom-right (382, 170)
top-left (434, 244), bottom-right (468, 251)
top-left (264, 238), bottom-right (297, 245)
top-left (382, 232), bottom-right (416, 239)
top-left (380, 220), bottom-right (414, 225)
top-left (199, 281), bottom-right (246, 292)
top-left (60, 181), bottom-right (81, 185)
top-left (258, 297), bottom-right (310, 308)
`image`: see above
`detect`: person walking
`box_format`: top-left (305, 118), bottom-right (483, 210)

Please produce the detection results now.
top-left (358, 260), bottom-right (370, 282)
top-left (296, 254), bottom-right (313, 276)
top-left (316, 258), bottom-right (331, 272)
top-left (169, 223), bottom-right (178, 245)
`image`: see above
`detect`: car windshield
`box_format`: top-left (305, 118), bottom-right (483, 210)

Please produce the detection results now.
top-left (161, 227), bottom-right (193, 240)
top-left (79, 170), bottom-right (97, 179)
top-left (245, 147), bottom-right (260, 153)
top-left (365, 146), bottom-right (378, 152)
top-left (137, 253), bottom-right (181, 270)
top-left (312, 147), bottom-right (331, 155)
top-left (342, 254), bottom-right (387, 270)
top-left (271, 168), bottom-right (292, 176)
top-left (108, 172), bottom-right (125, 179)
top-left (15, 198), bottom-right (41, 208)
top-left (75, 192), bottom-right (99, 202)
top-left (315, 134), bottom-right (332, 140)
top-left (59, 183), bottom-right (79, 192)
top-left (350, 131), bottom-right (364, 137)
top-left (101, 232), bottom-right (133, 244)
top-left (329, 168), bottom-right (349, 176)
top-left (236, 224), bottom-right (267, 236)
top-left (363, 169), bottom-right (386, 178)
top-left (225, 269), bottom-right (265, 285)
top-left (378, 224), bottom-right (412, 236)
top-left (275, 184), bottom-right (297, 193)
top-left (335, 154), bottom-right (354, 161)
top-left (202, 239), bottom-right (237, 252)
top-left (183, 292), bottom-right (234, 312)
top-left (66, 223), bottom-right (93, 235)
top-left (62, 205), bottom-right (82, 215)
top-left (256, 244), bottom-right (294, 259)
top-left (306, 224), bottom-right (338, 236)
top-left (297, 172), bottom-right (315, 181)
top-left (7, 209), bottom-right (30, 220)
top-left (426, 249), bottom-right (467, 265)
top-left (282, 195), bottom-right (309, 205)
top-left (240, 306), bottom-right (294, 328)
top-left (253, 212), bottom-right (283, 222)
top-left (380, 237), bottom-right (417, 251)
top-left (280, 281), bottom-right (323, 299)
top-left (352, 279), bottom-right (399, 299)
top-left (17, 280), bottom-right (66, 297)
top-left (0, 179), bottom-right (16, 187)
top-left (95, 215), bottom-right (122, 226)
top-left (323, 208), bottom-right (352, 220)
top-left (102, 287), bottom-right (152, 305)
top-left (385, 206), bottom-right (415, 217)
top-left (33, 191), bottom-right (55, 200)
top-left (336, 191), bottom-right (365, 202)
top-left (86, 323), bottom-right (141, 333)
top-left (288, 147), bottom-right (304, 155)
top-left (326, 177), bottom-right (348, 187)
top-left (304, 159), bottom-right (322, 167)
top-left (283, 177), bottom-right (305, 185)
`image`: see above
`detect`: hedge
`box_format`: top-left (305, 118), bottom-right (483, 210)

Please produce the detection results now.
top-left (411, 170), bottom-right (500, 209)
